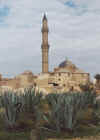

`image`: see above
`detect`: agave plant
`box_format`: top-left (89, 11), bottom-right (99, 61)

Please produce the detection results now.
top-left (0, 88), bottom-right (43, 130)
top-left (0, 93), bottom-right (22, 129)
top-left (38, 91), bottom-right (97, 132)
top-left (21, 88), bottom-right (43, 113)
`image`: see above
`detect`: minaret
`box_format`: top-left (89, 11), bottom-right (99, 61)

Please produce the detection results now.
top-left (41, 14), bottom-right (49, 73)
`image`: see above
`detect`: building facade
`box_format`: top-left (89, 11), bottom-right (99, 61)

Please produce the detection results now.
top-left (48, 59), bottom-right (90, 92)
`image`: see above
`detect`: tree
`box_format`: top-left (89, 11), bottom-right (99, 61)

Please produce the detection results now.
top-left (95, 74), bottom-right (100, 81)
top-left (94, 74), bottom-right (100, 88)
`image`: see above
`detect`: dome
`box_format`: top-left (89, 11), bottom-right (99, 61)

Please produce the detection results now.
top-left (59, 60), bottom-right (67, 68)
top-left (59, 59), bottom-right (76, 69)
top-left (58, 59), bottom-right (86, 74)
top-left (57, 59), bottom-right (83, 73)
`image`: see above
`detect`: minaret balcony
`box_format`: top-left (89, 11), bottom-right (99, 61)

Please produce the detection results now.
top-left (41, 28), bottom-right (49, 33)
top-left (41, 44), bottom-right (50, 49)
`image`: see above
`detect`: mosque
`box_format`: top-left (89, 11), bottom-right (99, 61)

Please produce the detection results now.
top-left (0, 14), bottom-right (90, 93)
top-left (34, 14), bottom-right (90, 93)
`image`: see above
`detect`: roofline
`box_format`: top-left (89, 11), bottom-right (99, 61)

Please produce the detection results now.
top-left (55, 72), bottom-right (90, 75)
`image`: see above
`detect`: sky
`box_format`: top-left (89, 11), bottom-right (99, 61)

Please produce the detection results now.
top-left (0, 0), bottom-right (100, 78)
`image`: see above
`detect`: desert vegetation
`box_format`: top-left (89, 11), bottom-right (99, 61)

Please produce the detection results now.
top-left (0, 88), bottom-right (100, 140)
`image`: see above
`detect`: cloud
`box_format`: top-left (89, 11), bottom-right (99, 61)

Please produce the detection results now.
top-left (58, 0), bottom-right (100, 15)
top-left (0, 0), bottom-right (100, 79)
top-left (0, 6), bottom-right (9, 23)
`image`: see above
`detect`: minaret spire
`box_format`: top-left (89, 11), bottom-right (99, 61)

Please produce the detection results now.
top-left (43, 13), bottom-right (47, 21)
top-left (41, 13), bottom-right (49, 73)
top-left (42, 13), bottom-right (49, 33)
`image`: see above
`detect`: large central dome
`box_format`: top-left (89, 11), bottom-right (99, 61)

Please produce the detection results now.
top-left (56, 58), bottom-right (85, 73)
top-left (59, 59), bottom-right (76, 68)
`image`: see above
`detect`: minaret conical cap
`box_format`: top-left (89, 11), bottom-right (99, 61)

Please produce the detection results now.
top-left (43, 13), bottom-right (47, 21)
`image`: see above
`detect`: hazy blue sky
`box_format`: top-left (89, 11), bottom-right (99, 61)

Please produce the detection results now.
top-left (0, 0), bottom-right (100, 78)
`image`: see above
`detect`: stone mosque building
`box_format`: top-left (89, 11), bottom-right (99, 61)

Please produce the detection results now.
top-left (0, 14), bottom-right (90, 93)
top-left (34, 14), bottom-right (90, 93)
